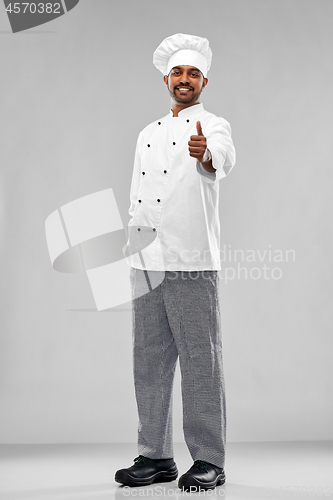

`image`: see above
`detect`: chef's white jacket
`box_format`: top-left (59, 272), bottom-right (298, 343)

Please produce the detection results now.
top-left (124, 103), bottom-right (236, 271)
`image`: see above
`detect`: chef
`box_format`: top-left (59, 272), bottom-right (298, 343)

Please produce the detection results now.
top-left (116, 33), bottom-right (236, 491)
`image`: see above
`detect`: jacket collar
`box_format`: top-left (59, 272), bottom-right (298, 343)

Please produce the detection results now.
top-left (169, 103), bottom-right (204, 118)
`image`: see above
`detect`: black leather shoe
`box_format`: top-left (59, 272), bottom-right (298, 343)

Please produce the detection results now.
top-left (178, 460), bottom-right (226, 491)
top-left (115, 455), bottom-right (178, 487)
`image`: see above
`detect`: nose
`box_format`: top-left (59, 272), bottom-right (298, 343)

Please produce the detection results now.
top-left (179, 77), bottom-right (190, 86)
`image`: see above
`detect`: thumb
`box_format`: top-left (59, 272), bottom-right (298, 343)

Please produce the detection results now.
top-left (196, 121), bottom-right (203, 136)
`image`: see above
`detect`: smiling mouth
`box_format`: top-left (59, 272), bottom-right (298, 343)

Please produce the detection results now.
top-left (176, 87), bottom-right (193, 92)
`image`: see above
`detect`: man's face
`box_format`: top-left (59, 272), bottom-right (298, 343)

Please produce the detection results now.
top-left (163, 65), bottom-right (208, 105)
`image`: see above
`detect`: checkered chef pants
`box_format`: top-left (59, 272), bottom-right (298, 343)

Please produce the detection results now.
top-left (129, 267), bottom-right (227, 469)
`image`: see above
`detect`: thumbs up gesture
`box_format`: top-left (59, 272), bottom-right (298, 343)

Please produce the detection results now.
top-left (188, 121), bottom-right (208, 164)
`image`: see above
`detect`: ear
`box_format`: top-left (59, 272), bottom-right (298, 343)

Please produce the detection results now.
top-left (163, 75), bottom-right (169, 87)
top-left (202, 77), bottom-right (208, 90)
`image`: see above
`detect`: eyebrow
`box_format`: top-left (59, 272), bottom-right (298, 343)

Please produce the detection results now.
top-left (173, 66), bottom-right (200, 72)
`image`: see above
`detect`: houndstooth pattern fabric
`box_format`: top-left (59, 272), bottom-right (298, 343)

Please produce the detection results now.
top-left (130, 267), bottom-right (227, 469)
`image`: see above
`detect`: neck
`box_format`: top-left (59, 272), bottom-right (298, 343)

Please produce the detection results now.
top-left (171, 100), bottom-right (200, 117)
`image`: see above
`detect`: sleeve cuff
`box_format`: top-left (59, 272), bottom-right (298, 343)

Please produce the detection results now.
top-left (196, 161), bottom-right (217, 183)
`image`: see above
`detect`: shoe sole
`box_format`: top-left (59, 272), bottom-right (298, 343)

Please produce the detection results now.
top-left (115, 465), bottom-right (178, 487)
top-left (178, 472), bottom-right (226, 491)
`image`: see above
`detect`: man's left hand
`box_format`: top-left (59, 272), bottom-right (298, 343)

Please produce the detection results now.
top-left (188, 121), bottom-right (207, 164)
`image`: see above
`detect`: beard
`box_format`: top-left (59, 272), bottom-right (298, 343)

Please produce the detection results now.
top-left (167, 84), bottom-right (203, 105)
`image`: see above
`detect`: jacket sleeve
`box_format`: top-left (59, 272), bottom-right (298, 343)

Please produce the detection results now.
top-left (196, 116), bottom-right (236, 183)
top-left (128, 131), bottom-right (143, 220)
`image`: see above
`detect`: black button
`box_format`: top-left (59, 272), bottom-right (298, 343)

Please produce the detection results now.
top-left (157, 199), bottom-right (160, 202)
top-left (158, 122), bottom-right (161, 125)
top-left (138, 200), bottom-right (141, 203)
top-left (173, 142), bottom-right (176, 145)
top-left (153, 228), bottom-right (156, 232)
top-left (137, 228), bottom-right (141, 231)
top-left (164, 170), bottom-right (167, 173)
top-left (147, 144), bottom-right (150, 147)
top-left (142, 171), bottom-right (145, 175)
top-left (187, 119), bottom-right (190, 123)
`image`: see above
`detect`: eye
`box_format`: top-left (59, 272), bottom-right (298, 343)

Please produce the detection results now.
top-left (191, 73), bottom-right (199, 77)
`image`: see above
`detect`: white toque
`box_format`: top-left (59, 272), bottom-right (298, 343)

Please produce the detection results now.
top-left (153, 33), bottom-right (212, 78)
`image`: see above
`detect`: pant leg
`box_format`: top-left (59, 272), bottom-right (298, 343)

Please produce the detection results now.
top-left (162, 270), bottom-right (227, 469)
top-left (130, 267), bottom-right (178, 459)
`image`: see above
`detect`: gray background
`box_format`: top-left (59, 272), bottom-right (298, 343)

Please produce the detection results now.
top-left (0, 0), bottom-right (332, 444)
